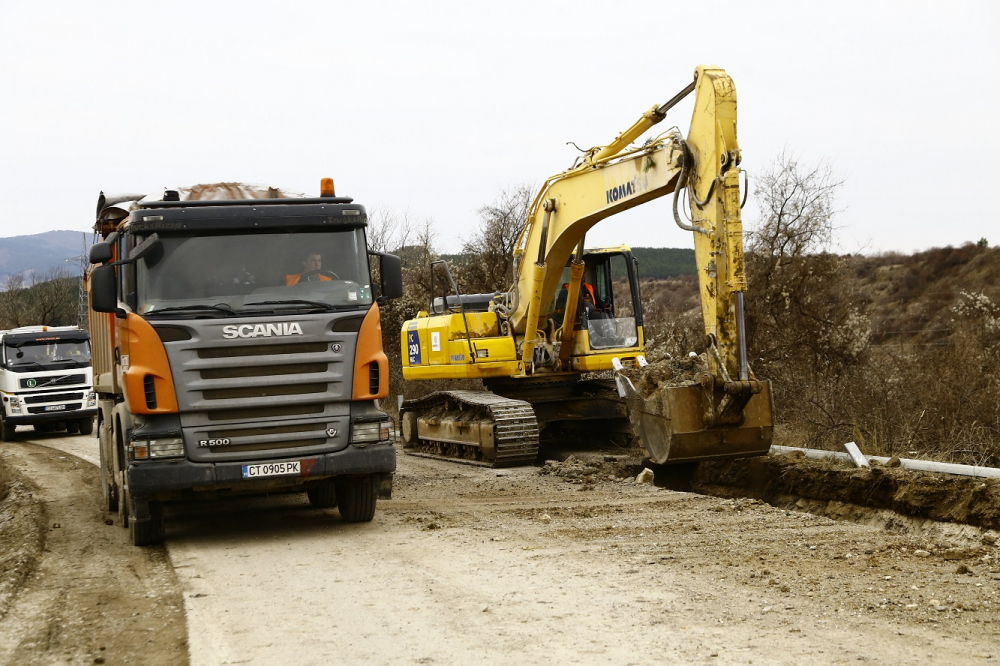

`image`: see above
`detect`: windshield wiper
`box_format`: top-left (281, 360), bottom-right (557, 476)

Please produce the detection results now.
top-left (49, 359), bottom-right (88, 368)
top-left (9, 361), bottom-right (46, 370)
top-left (145, 304), bottom-right (237, 317)
top-left (243, 300), bottom-right (338, 312)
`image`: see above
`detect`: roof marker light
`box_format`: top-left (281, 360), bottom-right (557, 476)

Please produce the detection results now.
top-left (320, 178), bottom-right (335, 197)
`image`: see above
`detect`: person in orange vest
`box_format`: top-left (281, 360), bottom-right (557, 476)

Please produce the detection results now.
top-left (553, 281), bottom-right (608, 326)
top-left (286, 252), bottom-right (334, 286)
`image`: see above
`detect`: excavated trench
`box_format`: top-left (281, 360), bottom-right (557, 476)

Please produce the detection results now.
top-left (540, 448), bottom-right (1000, 543)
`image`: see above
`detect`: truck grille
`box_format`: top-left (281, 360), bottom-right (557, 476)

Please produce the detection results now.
top-left (177, 337), bottom-right (347, 423)
top-left (197, 342), bottom-right (328, 359)
top-left (199, 422), bottom-right (330, 453)
top-left (163, 315), bottom-right (359, 461)
top-left (19, 374), bottom-right (86, 389)
top-left (23, 392), bottom-right (83, 405)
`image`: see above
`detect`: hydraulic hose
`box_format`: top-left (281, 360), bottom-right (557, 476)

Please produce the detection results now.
top-left (672, 144), bottom-right (711, 236)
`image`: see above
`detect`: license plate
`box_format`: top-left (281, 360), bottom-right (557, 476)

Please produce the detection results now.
top-left (44, 404), bottom-right (67, 412)
top-left (242, 461), bottom-right (301, 479)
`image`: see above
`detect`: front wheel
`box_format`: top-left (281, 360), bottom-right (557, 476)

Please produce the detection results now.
top-left (101, 453), bottom-right (119, 513)
top-left (306, 480), bottom-right (338, 508)
top-left (79, 417), bottom-right (94, 436)
top-left (335, 475), bottom-right (377, 523)
top-left (1, 418), bottom-right (15, 442)
top-left (129, 500), bottom-right (165, 547)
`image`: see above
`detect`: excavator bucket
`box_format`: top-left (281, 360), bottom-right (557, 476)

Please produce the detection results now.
top-left (615, 372), bottom-right (774, 465)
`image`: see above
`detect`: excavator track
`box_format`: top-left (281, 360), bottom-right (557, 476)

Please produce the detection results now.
top-left (401, 390), bottom-right (540, 467)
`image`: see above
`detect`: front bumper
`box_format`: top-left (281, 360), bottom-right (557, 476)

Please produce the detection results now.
top-left (127, 441), bottom-right (395, 499)
top-left (4, 408), bottom-right (98, 426)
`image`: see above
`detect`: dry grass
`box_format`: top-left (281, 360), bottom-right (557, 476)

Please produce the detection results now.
top-left (636, 244), bottom-right (1000, 466)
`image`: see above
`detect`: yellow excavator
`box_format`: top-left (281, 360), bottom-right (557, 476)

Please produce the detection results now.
top-left (400, 65), bottom-right (773, 467)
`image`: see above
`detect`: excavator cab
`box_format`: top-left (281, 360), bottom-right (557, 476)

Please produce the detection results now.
top-left (552, 248), bottom-right (642, 353)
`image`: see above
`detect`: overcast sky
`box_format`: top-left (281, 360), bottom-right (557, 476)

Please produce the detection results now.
top-left (2, 0), bottom-right (997, 255)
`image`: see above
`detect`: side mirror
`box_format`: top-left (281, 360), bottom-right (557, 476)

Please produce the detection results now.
top-left (89, 242), bottom-right (113, 264)
top-left (89, 265), bottom-right (120, 314)
top-left (379, 253), bottom-right (403, 301)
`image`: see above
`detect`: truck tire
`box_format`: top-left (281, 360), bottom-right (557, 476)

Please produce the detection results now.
top-left (306, 480), bottom-right (338, 508)
top-left (99, 421), bottom-right (118, 512)
top-left (117, 466), bottom-right (130, 528)
top-left (335, 475), bottom-right (377, 523)
top-left (66, 420), bottom-right (80, 434)
top-left (1, 419), bottom-right (15, 442)
top-left (129, 501), bottom-right (165, 547)
top-left (79, 418), bottom-right (94, 435)
top-left (101, 463), bottom-right (119, 513)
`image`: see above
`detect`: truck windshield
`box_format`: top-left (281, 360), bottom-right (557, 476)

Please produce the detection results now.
top-left (136, 228), bottom-right (374, 315)
top-left (3, 339), bottom-right (92, 372)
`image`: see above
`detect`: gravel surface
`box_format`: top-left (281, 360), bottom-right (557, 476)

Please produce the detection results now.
top-left (0, 436), bottom-right (187, 665)
top-left (1, 433), bottom-right (998, 665)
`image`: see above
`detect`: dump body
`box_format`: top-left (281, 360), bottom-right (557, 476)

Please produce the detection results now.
top-left (0, 326), bottom-right (97, 440)
top-left (89, 186), bottom-right (401, 544)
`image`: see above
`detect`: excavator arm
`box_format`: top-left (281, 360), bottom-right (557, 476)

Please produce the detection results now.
top-left (508, 65), bottom-right (748, 383)
top-left (504, 65), bottom-right (771, 463)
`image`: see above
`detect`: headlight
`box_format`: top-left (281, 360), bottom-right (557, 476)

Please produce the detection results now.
top-left (10, 396), bottom-right (22, 414)
top-left (351, 420), bottom-right (391, 443)
top-left (130, 437), bottom-right (184, 460)
top-left (86, 391), bottom-right (97, 408)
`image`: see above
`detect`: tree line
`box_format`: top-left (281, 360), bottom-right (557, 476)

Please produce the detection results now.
top-left (0, 269), bottom-right (81, 330)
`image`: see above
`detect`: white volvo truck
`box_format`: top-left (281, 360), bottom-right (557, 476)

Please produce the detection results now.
top-left (0, 325), bottom-right (97, 440)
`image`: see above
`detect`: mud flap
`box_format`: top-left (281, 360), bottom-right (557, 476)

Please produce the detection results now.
top-left (615, 370), bottom-right (774, 465)
top-left (377, 473), bottom-right (393, 500)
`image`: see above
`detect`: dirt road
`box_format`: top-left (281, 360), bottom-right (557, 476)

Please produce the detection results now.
top-left (0, 438), bottom-right (187, 665)
top-left (4, 433), bottom-right (999, 665)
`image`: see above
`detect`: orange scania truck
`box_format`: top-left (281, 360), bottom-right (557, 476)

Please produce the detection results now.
top-left (88, 181), bottom-right (401, 545)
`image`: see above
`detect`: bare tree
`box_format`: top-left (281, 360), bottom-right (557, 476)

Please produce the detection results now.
top-left (367, 206), bottom-right (413, 255)
top-left (748, 151), bottom-right (843, 264)
top-left (743, 153), bottom-right (857, 362)
top-left (0, 268), bottom-right (78, 328)
top-left (457, 184), bottom-right (533, 294)
top-left (0, 274), bottom-right (30, 328)
top-left (30, 267), bottom-right (76, 325)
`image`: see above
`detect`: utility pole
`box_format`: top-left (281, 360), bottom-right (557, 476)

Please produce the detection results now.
top-left (78, 232), bottom-right (89, 328)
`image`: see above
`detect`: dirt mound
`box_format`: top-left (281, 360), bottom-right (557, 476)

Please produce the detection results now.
top-left (539, 455), bottom-right (636, 486)
top-left (691, 452), bottom-right (1000, 531)
top-left (183, 182), bottom-right (303, 200)
top-left (625, 354), bottom-right (708, 398)
top-left (0, 453), bottom-right (45, 618)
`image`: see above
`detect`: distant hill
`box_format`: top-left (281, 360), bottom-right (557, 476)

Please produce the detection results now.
top-left (628, 247), bottom-right (696, 279)
top-left (0, 230), bottom-right (92, 285)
